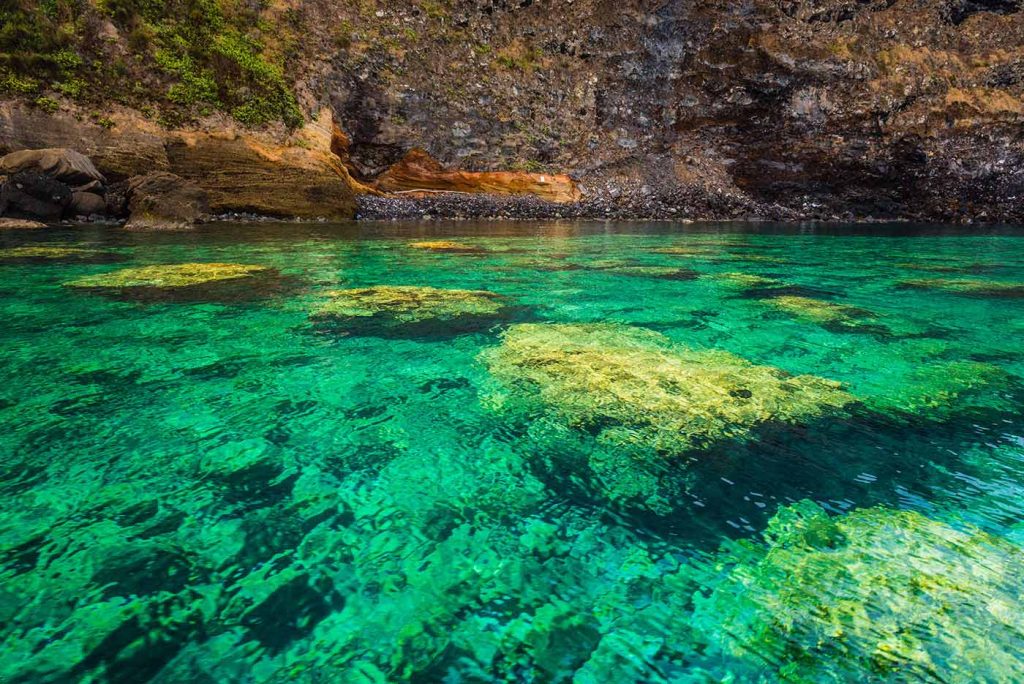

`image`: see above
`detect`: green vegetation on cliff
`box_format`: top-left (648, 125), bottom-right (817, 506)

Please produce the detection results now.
top-left (0, 0), bottom-right (304, 128)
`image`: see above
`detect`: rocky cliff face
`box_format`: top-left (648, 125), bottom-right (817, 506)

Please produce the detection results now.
top-left (2, 0), bottom-right (1023, 222)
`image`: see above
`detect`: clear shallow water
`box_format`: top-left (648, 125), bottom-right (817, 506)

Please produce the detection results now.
top-left (1, 221), bottom-right (1024, 682)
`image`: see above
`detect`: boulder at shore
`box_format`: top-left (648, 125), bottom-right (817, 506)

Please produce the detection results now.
top-left (0, 171), bottom-right (71, 220)
top-left (0, 148), bottom-right (106, 186)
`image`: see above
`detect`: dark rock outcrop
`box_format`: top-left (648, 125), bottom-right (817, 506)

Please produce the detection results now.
top-left (125, 172), bottom-right (209, 231)
top-left (0, 171), bottom-right (71, 220)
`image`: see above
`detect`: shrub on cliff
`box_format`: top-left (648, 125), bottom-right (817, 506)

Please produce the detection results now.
top-left (0, 0), bottom-right (304, 129)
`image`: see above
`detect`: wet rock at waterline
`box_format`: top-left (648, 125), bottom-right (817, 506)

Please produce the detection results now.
top-left (0, 171), bottom-right (72, 220)
top-left (311, 285), bottom-right (511, 337)
top-left (0, 217), bottom-right (47, 230)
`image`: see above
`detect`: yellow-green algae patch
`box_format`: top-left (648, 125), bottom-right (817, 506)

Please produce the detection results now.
top-left (711, 272), bottom-right (783, 289)
top-left (0, 246), bottom-right (103, 261)
top-left (480, 323), bottom-right (854, 455)
top-left (688, 501), bottom-right (1024, 682)
top-left (408, 240), bottom-right (485, 253)
top-left (899, 277), bottom-right (1024, 297)
top-left (767, 295), bottom-right (877, 328)
top-left (312, 285), bottom-right (509, 335)
top-left (861, 360), bottom-right (1012, 421)
top-left (65, 263), bottom-right (270, 289)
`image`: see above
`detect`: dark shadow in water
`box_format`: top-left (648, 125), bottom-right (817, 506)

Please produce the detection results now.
top-left (309, 305), bottom-right (535, 340)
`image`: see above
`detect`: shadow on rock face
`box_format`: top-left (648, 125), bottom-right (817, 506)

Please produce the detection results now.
top-left (63, 262), bottom-right (294, 302)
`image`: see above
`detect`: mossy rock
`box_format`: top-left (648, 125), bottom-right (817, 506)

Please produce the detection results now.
top-left (899, 278), bottom-right (1024, 298)
top-left (64, 263), bottom-right (281, 301)
top-left (408, 241), bottom-right (486, 254)
top-left (767, 295), bottom-right (880, 332)
top-left (0, 246), bottom-right (123, 264)
top-left (480, 323), bottom-right (854, 456)
top-left (861, 360), bottom-right (1013, 422)
top-left (311, 285), bottom-right (511, 337)
top-left (688, 501), bottom-right (1024, 682)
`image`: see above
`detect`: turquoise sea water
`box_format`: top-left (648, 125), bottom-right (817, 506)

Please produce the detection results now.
top-left (2, 221), bottom-right (1024, 682)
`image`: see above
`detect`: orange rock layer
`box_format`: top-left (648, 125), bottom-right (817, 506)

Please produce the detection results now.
top-left (373, 149), bottom-right (581, 203)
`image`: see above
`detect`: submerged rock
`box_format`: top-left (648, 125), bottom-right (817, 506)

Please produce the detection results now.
top-left (0, 171), bottom-right (71, 220)
top-left (767, 295), bottom-right (878, 330)
top-left (125, 172), bottom-right (209, 231)
top-left (0, 247), bottom-right (117, 264)
top-left (862, 360), bottom-right (1013, 422)
top-left (899, 278), bottom-right (1024, 297)
top-left (688, 501), bottom-right (1024, 682)
top-left (480, 323), bottom-right (854, 456)
top-left (65, 262), bottom-right (276, 301)
top-left (604, 265), bottom-right (699, 280)
top-left (408, 240), bottom-right (485, 254)
top-left (711, 272), bottom-right (783, 289)
top-left (312, 285), bottom-right (509, 336)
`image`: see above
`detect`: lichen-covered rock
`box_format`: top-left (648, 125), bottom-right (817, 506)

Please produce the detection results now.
top-left (899, 278), bottom-right (1024, 297)
top-left (688, 501), bottom-right (1024, 682)
top-left (67, 263), bottom-right (268, 289)
top-left (125, 172), bottom-right (209, 231)
top-left (481, 323), bottom-right (854, 455)
top-left (312, 285), bottom-right (508, 336)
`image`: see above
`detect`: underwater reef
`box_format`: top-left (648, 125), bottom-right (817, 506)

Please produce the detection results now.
top-left (687, 501), bottom-right (1024, 683)
top-left (481, 323), bottom-right (854, 456)
top-left (312, 285), bottom-right (510, 336)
